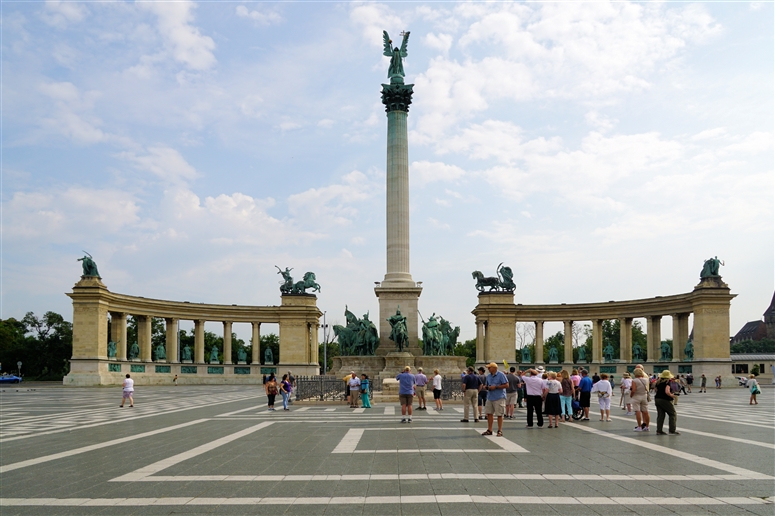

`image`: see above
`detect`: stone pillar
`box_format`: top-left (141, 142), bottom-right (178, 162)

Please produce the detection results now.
top-left (138, 316), bottom-right (152, 362)
top-left (310, 323), bottom-right (319, 367)
top-left (252, 322), bottom-right (261, 365)
top-left (165, 318), bottom-right (178, 363)
top-left (278, 295), bottom-right (322, 375)
top-left (563, 320), bottom-right (573, 364)
top-left (619, 317), bottom-right (633, 362)
top-left (672, 313), bottom-right (689, 361)
top-left (591, 319), bottom-right (603, 364)
top-left (194, 320), bottom-right (205, 364)
top-left (64, 276), bottom-right (111, 386)
top-left (472, 293), bottom-right (515, 366)
top-left (534, 321), bottom-right (544, 364)
top-left (223, 321), bottom-right (233, 365)
top-left (647, 316), bottom-right (662, 362)
top-left (111, 312), bottom-right (127, 361)
top-left (475, 321), bottom-right (485, 363)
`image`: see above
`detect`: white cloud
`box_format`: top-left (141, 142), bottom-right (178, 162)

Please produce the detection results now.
top-left (139, 1), bottom-right (216, 70)
top-left (349, 3), bottom-right (404, 48)
top-left (318, 119), bottom-right (335, 128)
top-left (40, 0), bottom-right (87, 28)
top-left (119, 146), bottom-right (199, 184)
top-left (424, 32), bottom-right (453, 54)
top-left (585, 111), bottom-right (618, 132)
top-left (287, 170), bottom-right (380, 226)
top-left (236, 5), bottom-right (282, 25)
top-left (410, 161), bottom-right (466, 186)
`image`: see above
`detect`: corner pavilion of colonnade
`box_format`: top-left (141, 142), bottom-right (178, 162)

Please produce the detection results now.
top-left (473, 274), bottom-right (737, 382)
top-left (63, 276), bottom-right (322, 386)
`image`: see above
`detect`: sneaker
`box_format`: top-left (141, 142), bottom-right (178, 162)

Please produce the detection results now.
top-left (408, 418), bottom-right (412, 423)
top-left (642, 426), bottom-right (650, 431)
top-left (634, 426), bottom-right (643, 432)
top-left (474, 419), bottom-right (479, 422)
top-left (625, 412), bottom-right (633, 416)
top-left (401, 418), bottom-right (407, 423)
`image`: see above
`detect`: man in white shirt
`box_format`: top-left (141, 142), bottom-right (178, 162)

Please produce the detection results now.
top-left (348, 372), bottom-right (361, 408)
top-left (415, 368), bottom-right (428, 410)
top-left (522, 368), bottom-right (547, 428)
top-left (120, 374), bottom-right (134, 408)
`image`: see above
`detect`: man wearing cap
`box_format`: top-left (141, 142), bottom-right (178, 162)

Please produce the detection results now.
top-left (482, 362), bottom-right (509, 436)
top-left (522, 368), bottom-right (548, 428)
top-left (395, 366), bottom-right (416, 423)
top-left (460, 367), bottom-right (481, 423)
top-left (415, 367), bottom-right (428, 411)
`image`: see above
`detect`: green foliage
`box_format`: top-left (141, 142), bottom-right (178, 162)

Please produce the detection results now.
top-left (230, 333), bottom-right (248, 364)
top-left (319, 341), bottom-right (340, 373)
top-left (580, 320), bottom-right (649, 362)
top-left (260, 333), bottom-right (279, 364)
top-left (124, 316), bottom-right (165, 359)
top-left (543, 331), bottom-right (564, 362)
top-left (751, 364), bottom-right (760, 376)
top-left (454, 338), bottom-right (476, 367)
top-left (0, 312), bottom-right (72, 380)
top-left (632, 320), bottom-right (648, 361)
top-left (731, 338), bottom-right (775, 354)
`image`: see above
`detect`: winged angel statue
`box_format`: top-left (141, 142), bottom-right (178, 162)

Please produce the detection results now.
top-left (383, 30), bottom-right (410, 82)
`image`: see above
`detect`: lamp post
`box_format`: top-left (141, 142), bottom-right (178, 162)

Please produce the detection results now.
top-left (320, 311), bottom-right (329, 376)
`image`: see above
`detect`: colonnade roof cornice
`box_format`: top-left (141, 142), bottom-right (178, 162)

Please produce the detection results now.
top-left (67, 287), bottom-right (322, 323)
top-left (472, 288), bottom-right (735, 322)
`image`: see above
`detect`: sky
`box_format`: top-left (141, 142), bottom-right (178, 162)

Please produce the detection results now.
top-left (2, 1), bottom-right (773, 346)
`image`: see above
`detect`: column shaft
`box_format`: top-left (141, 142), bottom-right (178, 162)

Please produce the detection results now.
top-left (252, 322), bottom-right (260, 365)
top-left (138, 316), bottom-right (152, 362)
top-left (475, 321), bottom-right (484, 363)
top-left (673, 313), bottom-right (689, 361)
top-left (383, 110), bottom-right (412, 284)
top-left (111, 312), bottom-right (127, 361)
top-left (165, 318), bottom-right (178, 363)
top-left (647, 316), bottom-right (662, 362)
top-left (620, 318), bottom-right (633, 362)
top-left (563, 321), bottom-right (573, 364)
top-left (591, 319), bottom-right (603, 364)
top-left (194, 320), bottom-right (205, 364)
top-left (534, 321), bottom-right (544, 364)
top-left (223, 321), bottom-right (233, 365)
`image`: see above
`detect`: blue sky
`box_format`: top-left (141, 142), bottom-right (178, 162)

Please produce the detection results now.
top-left (2, 1), bottom-right (773, 345)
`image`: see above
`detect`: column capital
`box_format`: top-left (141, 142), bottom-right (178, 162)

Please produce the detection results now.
top-left (381, 83), bottom-right (414, 112)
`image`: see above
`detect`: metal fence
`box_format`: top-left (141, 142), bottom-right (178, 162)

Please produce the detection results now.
top-left (440, 377), bottom-right (464, 400)
top-left (294, 375), bottom-right (383, 402)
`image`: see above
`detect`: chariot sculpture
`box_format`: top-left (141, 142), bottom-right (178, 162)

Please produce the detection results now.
top-left (472, 263), bottom-right (516, 292)
top-left (276, 266), bottom-right (320, 294)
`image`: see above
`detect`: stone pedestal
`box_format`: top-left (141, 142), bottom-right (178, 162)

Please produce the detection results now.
top-left (374, 378), bottom-right (400, 403)
top-left (379, 352), bottom-right (415, 379)
top-left (238, 361), bottom-right (247, 365)
top-left (332, 356), bottom-right (386, 379)
top-left (472, 292), bottom-right (516, 366)
top-left (375, 285), bottom-right (422, 355)
top-left (413, 355), bottom-right (468, 377)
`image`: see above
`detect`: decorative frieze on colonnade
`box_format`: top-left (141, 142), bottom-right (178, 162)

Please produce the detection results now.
top-left (64, 276), bottom-right (321, 386)
top-left (472, 276), bottom-right (736, 383)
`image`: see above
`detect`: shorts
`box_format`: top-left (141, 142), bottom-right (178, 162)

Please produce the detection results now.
top-left (433, 388), bottom-right (442, 400)
top-left (122, 390), bottom-right (134, 399)
top-left (415, 386), bottom-right (426, 399)
top-left (478, 391), bottom-right (488, 406)
top-left (485, 398), bottom-right (506, 416)
top-left (631, 396), bottom-right (648, 412)
top-left (579, 391), bottom-right (591, 408)
top-left (399, 394), bottom-right (413, 406)
top-left (506, 392), bottom-right (517, 405)
top-left (598, 396), bottom-right (611, 410)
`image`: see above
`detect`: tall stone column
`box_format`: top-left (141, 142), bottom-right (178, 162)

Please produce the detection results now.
top-left (563, 320), bottom-right (573, 364)
top-left (534, 321), bottom-right (544, 364)
top-left (672, 313), bottom-right (689, 361)
top-left (138, 316), bottom-right (152, 362)
top-left (375, 78), bottom-right (422, 354)
top-left (591, 319), bottom-right (603, 364)
top-left (165, 318), bottom-right (178, 363)
top-left (110, 312), bottom-right (127, 361)
top-left (475, 322), bottom-right (484, 363)
top-left (647, 316), bottom-right (662, 362)
top-left (251, 322), bottom-right (261, 365)
top-left (194, 320), bottom-right (205, 364)
top-left (223, 321), bottom-right (233, 365)
top-left (619, 317), bottom-right (633, 362)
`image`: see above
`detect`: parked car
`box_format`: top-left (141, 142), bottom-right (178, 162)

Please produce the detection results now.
top-left (0, 374), bottom-right (22, 384)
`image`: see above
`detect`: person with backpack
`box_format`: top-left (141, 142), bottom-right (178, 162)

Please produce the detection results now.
top-left (265, 373), bottom-right (278, 411)
top-left (654, 370), bottom-right (679, 435)
top-left (748, 374), bottom-right (761, 405)
top-left (630, 367), bottom-right (651, 432)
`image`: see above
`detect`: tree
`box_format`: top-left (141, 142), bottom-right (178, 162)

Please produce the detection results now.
top-left (0, 312), bottom-right (74, 380)
top-left (260, 333), bottom-right (279, 364)
top-left (632, 320), bottom-right (647, 361)
top-left (731, 339), bottom-right (775, 354)
top-left (516, 323), bottom-right (535, 349)
top-left (0, 317), bottom-right (28, 375)
top-left (124, 316), bottom-right (164, 358)
top-left (230, 333), bottom-right (248, 364)
top-left (453, 338), bottom-right (476, 367)
top-left (544, 331), bottom-right (564, 362)
top-left (571, 322), bottom-right (584, 347)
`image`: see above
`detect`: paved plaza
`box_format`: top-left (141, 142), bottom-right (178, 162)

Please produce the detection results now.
top-left (0, 384), bottom-right (773, 515)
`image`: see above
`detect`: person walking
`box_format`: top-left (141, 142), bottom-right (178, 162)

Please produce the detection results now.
top-left (545, 372), bottom-right (563, 428)
top-left (461, 367), bottom-right (481, 422)
top-left (348, 372), bottom-right (361, 408)
top-left (678, 375), bottom-right (688, 395)
top-left (591, 373), bottom-right (613, 421)
top-left (620, 372), bottom-right (633, 415)
top-left (280, 374), bottom-right (292, 411)
top-left (415, 368), bottom-right (428, 410)
top-left (360, 374), bottom-right (372, 408)
top-left (119, 374), bottom-right (134, 407)
top-left (630, 368), bottom-right (651, 432)
top-left (477, 367), bottom-right (488, 420)
top-left (522, 368), bottom-right (547, 428)
top-left (578, 370), bottom-right (593, 421)
top-left (396, 366), bottom-right (416, 423)
top-left (432, 369), bottom-right (443, 411)
top-left (265, 373), bottom-right (278, 411)
top-left (748, 374), bottom-right (761, 405)
top-left (505, 367), bottom-right (520, 419)
top-left (654, 370), bottom-right (679, 435)
top-left (559, 369), bottom-right (574, 422)
top-left (516, 370), bottom-right (526, 408)
top-left (686, 373), bottom-right (693, 393)
top-left (699, 374), bottom-right (707, 393)
top-left (482, 362), bottom-right (509, 437)
top-left (173, 374), bottom-right (178, 387)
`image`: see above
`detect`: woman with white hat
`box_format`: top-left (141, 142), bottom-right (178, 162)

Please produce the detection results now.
top-left (654, 370), bottom-right (679, 435)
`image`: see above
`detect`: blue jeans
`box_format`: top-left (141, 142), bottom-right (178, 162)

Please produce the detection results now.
top-left (281, 391), bottom-right (289, 409)
top-left (560, 395), bottom-right (573, 417)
